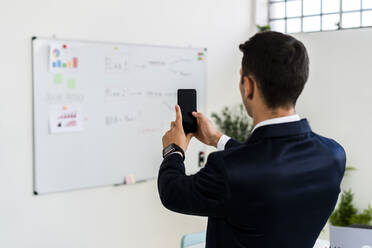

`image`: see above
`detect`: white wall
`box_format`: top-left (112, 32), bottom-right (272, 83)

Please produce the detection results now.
top-left (0, 0), bottom-right (254, 247)
top-left (295, 28), bottom-right (372, 210)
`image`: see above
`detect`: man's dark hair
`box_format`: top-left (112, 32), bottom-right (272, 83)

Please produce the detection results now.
top-left (239, 31), bottom-right (309, 109)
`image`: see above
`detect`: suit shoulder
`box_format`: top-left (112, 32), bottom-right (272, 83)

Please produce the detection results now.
top-left (312, 132), bottom-right (346, 167)
top-left (313, 132), bottom-right (345, 153)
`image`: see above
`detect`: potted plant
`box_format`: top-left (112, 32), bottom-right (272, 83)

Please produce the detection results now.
top-left (329, 189), bottom-right (372, 247)
top-left (211, 104), bottom-right (253, 142)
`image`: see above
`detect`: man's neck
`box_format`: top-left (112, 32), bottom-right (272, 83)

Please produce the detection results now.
top-left (252, 106), bottom-right (296, 127)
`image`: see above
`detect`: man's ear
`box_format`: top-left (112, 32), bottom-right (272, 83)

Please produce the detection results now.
top-left (244, 75), bottom-right (255, 100)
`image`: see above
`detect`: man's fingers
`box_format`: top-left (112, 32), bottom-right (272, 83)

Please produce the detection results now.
top-left (192, 111), bottom-right (205, 126)
top-left (175, 105), bottom-right (183, 126)
top-left (192, 112), bottom-right (198, 118)
top-left (170, 121), bottom-right (176, 128)
top-left (192, 111), bottom-right (204, 119)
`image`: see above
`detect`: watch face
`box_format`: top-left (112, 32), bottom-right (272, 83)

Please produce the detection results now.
top-left (164, 145), bottom-right (175, 156)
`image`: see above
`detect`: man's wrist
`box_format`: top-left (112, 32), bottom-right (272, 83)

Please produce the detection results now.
top-left (212, 132), bottom-right (223, 148)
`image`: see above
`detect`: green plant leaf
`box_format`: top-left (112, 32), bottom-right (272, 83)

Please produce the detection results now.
top-left (329, 189), bottom-right (372, 227)
top-left (256, 25), bottom-right (271, 33)
top-left (211, 104), bottom-right (253, 142)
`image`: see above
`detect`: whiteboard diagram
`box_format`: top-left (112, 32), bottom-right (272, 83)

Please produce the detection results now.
top-left (32, 37), bottom-right (207, 194)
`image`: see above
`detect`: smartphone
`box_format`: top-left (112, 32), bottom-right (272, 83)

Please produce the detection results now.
top-left (177, 89), bottom-right (197, 134)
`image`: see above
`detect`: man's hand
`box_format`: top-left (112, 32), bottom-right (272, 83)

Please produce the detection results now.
top-left (162, 105), bottom-right (193, 151)
top-left (191, 111), bottom-right (222, 148)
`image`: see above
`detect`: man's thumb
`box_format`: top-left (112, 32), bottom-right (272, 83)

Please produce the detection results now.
top-left (192, 111), bottom-right (201, 118)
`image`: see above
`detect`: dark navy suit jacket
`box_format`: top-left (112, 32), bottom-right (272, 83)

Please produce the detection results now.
top-left (158, 119), bottom-right (346, 248)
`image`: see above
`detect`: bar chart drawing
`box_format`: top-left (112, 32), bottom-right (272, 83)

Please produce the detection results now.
top-left (49, 44), bottom-right (79, 72)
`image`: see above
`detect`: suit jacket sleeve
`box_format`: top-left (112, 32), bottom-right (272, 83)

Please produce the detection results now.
top-left (157, 152), bottom-right (229, 217)
top-left (225, 138), bottom-right (243, 150)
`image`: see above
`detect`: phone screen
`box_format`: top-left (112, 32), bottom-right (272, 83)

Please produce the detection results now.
top-left (177, 89), bottom-right (197, 134)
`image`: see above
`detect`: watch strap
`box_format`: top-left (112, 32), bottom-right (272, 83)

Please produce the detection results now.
top-left (162, 143), bottom-right (185, 161)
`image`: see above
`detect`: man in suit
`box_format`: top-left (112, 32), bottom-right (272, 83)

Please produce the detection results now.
top-left (158, 31), bottom-right (346, 248)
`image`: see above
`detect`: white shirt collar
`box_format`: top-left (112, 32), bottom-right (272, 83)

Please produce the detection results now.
top-left (251, 114), bottom-right (301, 133)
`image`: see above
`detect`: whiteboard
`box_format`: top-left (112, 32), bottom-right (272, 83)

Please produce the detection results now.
top-left (32, 37), bottom-right (206, 194)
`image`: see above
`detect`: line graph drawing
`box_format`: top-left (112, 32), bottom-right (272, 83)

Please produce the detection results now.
top-left (169, 58), bottom-right (194, 65)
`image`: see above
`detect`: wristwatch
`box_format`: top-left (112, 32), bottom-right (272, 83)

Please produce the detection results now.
top-left (162, 143), bottom-right (185, 161)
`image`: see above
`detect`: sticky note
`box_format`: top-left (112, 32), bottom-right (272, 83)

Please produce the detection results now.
top-left (49, 44), bottom-right (79, 72)
top-left (67, 79), bottom-right (77, 89)
top-left (53, 73), bottom-right (63, 84)
top-left (125, 175), bottom-right (136, 184)
top-left (49, 104), bottom-right (84, 134)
